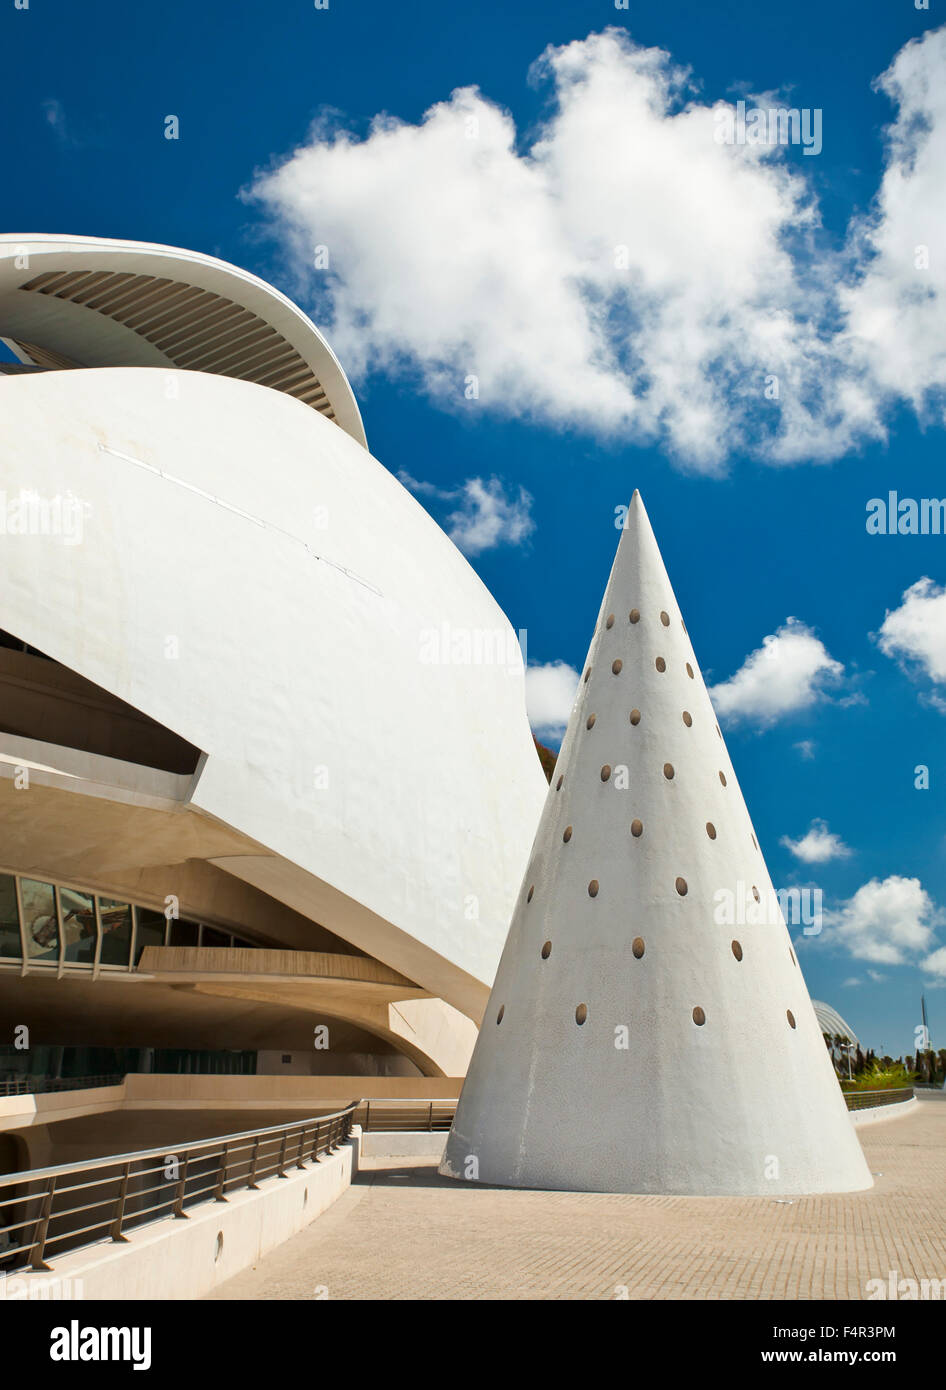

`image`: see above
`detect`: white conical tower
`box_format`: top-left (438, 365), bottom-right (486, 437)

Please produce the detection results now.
top-left (441, 493), bottom-right (872, 1196)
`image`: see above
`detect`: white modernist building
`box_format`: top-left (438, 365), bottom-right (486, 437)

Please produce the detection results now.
top-left (442, 493), bottom-right (873, 1195)
top-left (0, 234), bottom-right (547, 1081)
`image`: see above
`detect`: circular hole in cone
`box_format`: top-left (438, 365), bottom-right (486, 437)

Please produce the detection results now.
top-left (600, 765), bottom-right (612, 781)
top-left (682, 710), bottom-right (692, 727)
top-left (556, 775), bottom-right (564, 790)
top-left (655, 656), bottom-right (666, 672)
top-left (632, 937), bottom-right (645, 959)
top-left (719, 770), bottom-right (727, 786)
top-left (584, 667), bottom-right (591, 683)
top-left (563, 826), bottom-right (573, 843)
top-left (752, 886), bottom-right (760, 903)
top-left (663, 763), bottom-right (674, 780)
top-left (612, 658), bottom-right (623, 675)
top-left (787, 1010), bottom-right (796, 1029)
top-left (660, 610), bottom-right (670, 626)
top-left (497, 1005), bottom-right (505, 1024)
top-left (541, 941), bottom-right (552, 960)
top-left (527, 885), bottom-right (534, 902)
top-left (675, 877), bottom-right (688, 896)
top-left (575, 1003), bottom-right (588, 1025)
top-left (686, 663), bottom-right (694, 679)
top-left (732, 940), bottom-right (743, 961)
top-left (588, 880), bottom-right (599, 898)
top-left (629, 608), bottom-right (640, 624)
top-left (631, 818), bottom-right (643, 837)
top-left (692, 1006), bottom-right (706, 1026)
top-left (586, 713), bottom-right (596, 730)
top-left (606, 613), bottom-right (615, 630)
top-left (630, 708), bottom-right (641, 726)
top-left (706, 822), bottom-right (716, 839)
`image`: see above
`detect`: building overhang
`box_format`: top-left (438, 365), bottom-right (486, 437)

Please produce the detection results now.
top-left (0, 233), bottom-right (367, 447)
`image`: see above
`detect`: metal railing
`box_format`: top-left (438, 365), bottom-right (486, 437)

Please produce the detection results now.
top-left (0, 1102), bottom-right (358, 1273)
top-left (0, 1075), bottom-right (124, 1097)
top-left (843, 1087), bottom-right (914, 1112)
top-left (357, 1099), bottom-right (456, 1132)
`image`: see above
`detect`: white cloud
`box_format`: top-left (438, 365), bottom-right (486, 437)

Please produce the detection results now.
top-left (248, 26), bottom-right (946, 470)
top-left (877, 578), bottom-right (946, 696)
top-left (821, 875), bottom-right (943, 966)
top-left (399, 473), bottom-right (534, 555)
top-left (841, 27), bottom-right (946, 428)
top-left (525, 660), bottom-right (579, 741)
top-left (794, 739), bottom-right (816, 760)
top-left (709, 618), bottom-right (843, 724)
top-left (781, 819), bottom-right (852, 863)
top-left (922, 947), bottom-right (946, 978)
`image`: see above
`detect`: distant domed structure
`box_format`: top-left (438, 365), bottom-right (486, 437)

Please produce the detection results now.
top-left (812, 1001), bottom-right (860, 1048)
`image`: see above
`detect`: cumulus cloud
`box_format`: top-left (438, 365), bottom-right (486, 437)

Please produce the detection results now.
top-left (247, 25), bottom-right (946, 470)
top-left (709, 618), bottom-right (843, 724)
top-left (821, 875), bottom-right (944, 966)
top-left (794, 739), bottom-right (816, 760)
top-left (877, 578), bottom-right (946, 700)
top-left (781, 820), bottom-right (852, 863)
top-left (922, 947), bottom-right (946, 978)
top-left (399, 472), bottom-right (534, 556)
top-left (525, 660), bottom-right (579, 741)
top-left (841, 27), bottom-right (946, 428)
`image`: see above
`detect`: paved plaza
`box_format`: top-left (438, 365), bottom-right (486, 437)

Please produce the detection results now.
top-left (210, 1095), bottom-right (946, 1300)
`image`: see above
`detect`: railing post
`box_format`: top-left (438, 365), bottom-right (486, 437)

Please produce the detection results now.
top-left (29, 1175), bottom-right (56, 1271)
top-left (247, 1136), bottom-right (261, 1190)
top-left (276, 1132), bottom-right (288, 1179)
top-left (110, 1161), bottom-right (132, 1243)
top-left (296, 1128), bottom-right (307, 1170)
top-left (428, 1102), bottom-right (433, 1132)
top-left (214, 1144), bottom-right (230, 1202)
top-left (173, 1154), bottom-right (190, 1219)
top-left (313, 1120), bottom-right (323, 1162)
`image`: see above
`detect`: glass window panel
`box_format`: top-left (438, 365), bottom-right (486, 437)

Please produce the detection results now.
top-left (59, 887), bottom-right (97, 965)
top-left (0, 874), bottom-right (20, 960)
top-left (20, 879), bottom-right (59, 962)
top-left (201, 927), bottom-right (230, 949)
top-left (169, 918), bottom-right (200, 948)
top-left (133, 908), bottom-right (167, 965)
top-left (98, 898), bottom-right (133, 967)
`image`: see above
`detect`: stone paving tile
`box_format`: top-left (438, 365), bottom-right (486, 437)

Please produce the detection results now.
top-left (209, 1096), bottom-right (946, 1301)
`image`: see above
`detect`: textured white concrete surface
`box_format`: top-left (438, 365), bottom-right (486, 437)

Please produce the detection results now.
top-left (441, 493), bottom-right (873, 1196)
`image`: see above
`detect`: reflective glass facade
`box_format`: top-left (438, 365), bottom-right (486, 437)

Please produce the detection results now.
top-left (0, 871), bottom-right (260, 970)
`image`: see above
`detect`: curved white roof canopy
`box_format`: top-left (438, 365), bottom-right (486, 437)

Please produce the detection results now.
top-left (0, 234), bottom-right (366, 448)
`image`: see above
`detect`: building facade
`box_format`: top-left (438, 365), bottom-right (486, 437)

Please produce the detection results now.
top-left (0, 234), bottom-right (547, 1084)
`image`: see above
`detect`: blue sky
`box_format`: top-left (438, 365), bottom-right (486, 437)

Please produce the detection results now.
top-left (3, 0), bottom-right (945, 1055)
